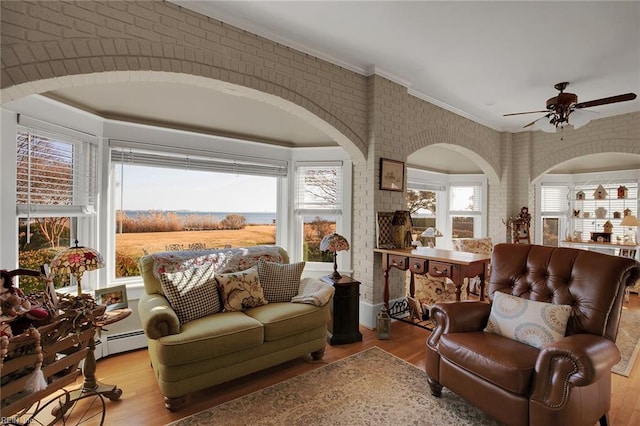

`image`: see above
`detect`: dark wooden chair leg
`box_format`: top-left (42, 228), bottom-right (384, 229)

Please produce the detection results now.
top-left (427, 376), bottom-right (443, 397)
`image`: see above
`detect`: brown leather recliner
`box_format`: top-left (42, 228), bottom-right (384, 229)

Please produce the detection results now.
top-left (426, 243), bottom-right (640, 426)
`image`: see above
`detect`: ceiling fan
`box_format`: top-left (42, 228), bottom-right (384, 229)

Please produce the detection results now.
top-left (504, 82), bottom-right (637, 132)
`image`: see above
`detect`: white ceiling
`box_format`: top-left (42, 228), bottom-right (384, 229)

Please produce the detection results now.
top-left (44, 1), bottom-right (640, 174)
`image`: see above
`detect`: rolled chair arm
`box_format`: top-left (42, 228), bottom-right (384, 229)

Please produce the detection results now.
top-left (531, 334), bottom-right (620, 408)
top-left (138, 292), bottom-right (181, 339)
top-left (428, 301), bottom-right (491, 347)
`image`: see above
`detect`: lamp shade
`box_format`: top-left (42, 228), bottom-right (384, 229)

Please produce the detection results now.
top-left (51, 240), bottom-right (104, 294)
top-left (620, 215), bottom-right (640, 227)
top-left (320, 233), bottom-right (349, 280)
top-left (570, 109), bottom-right (595, 129)
top-left (320, 233), bottom-right (350, 253)
top-left (421, 227), bottom-right (443, 238)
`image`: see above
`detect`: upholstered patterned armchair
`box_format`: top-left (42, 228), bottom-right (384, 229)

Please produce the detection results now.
top-left (408, 273), bottom-right (468, 315)
top-left (452, 237), bottom-right (493, 296)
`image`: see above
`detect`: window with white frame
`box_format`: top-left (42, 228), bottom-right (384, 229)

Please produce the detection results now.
top-left (16, 122), bottom-right (98, 293)
top-left (449, 183), bottom-right (484, 239)
top-left (294, 162), bottom-right (344, 264)
top-left (539, 184), bottom-right (569, 246)
top-left (406, 168), bottom-right (446, 244)
top-left (110, 142), bottom-right (284, 280)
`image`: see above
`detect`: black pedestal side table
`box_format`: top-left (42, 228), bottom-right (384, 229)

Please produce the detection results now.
top-left (321, 275), bottom-right (363, 345)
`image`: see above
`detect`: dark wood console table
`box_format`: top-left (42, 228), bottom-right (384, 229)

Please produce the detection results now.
top-left (374, 248), bottom-right (491, 312)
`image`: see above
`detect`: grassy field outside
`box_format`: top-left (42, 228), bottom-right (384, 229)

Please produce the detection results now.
top-left (115, 224), bottom-right (277, 258)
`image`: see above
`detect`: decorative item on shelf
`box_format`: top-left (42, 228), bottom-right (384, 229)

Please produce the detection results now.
top-left (603, 220), bottom-right (614, 234)
top-left (583, 212), bottom-right (591, 218)
top-left (320, 233), bottom-right (350, 280)
top-left (51, 240), bottom-right (105, 296)
top-left (573, 209), bottom-right (581, 218)
top-left (613, 211), bottom-right (621, 219)
top-left (617, 185), bottom-right (628, 199)
top-left (391, 210), bottom-right (413, 249)
top-left (595, 207), bottom-right (607, 219)
top-left (593, 185), bottom-right (608, 200)
top-left (376, 308), bottom-right (391, 340)
top-left (620, 215), bottom-right (640, 244)
top-left (421, 227), bottom-right (443, 248)
top-left (624, 208), bottom-right (632, 217)
top-left (576, 190), bottom-right (585, 200)
top-left (590, 232), bottom-right (611, 243)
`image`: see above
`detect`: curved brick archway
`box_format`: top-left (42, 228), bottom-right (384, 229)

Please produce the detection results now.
top-left (1, 70), bottom-right (366, 164)
top-left (532, 139), bottom-right (640, 181)
top-left (0, 1), bottom-right (368, 163)
top-left (406, 127), bottom-right (500, 185)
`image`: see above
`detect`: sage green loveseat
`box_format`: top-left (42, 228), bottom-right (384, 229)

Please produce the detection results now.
top-left (138, 246), bottom-right (330, 411)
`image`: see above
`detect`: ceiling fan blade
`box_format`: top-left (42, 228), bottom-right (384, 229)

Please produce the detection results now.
top-left (503, 110), bottom-right (550, 117)
top-left (523, 115), bottom-right (548, 128)
top-left (575, 93), bottom-right (637, 109)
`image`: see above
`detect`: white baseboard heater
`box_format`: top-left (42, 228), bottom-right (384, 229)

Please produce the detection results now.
top-left (103, 329), bottom-right (147, 356)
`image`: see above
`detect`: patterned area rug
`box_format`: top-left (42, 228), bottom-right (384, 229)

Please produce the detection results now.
top-left (168, 347), bottom-right (501, 426)
top-left (613, 308), bottom-right (640, 377)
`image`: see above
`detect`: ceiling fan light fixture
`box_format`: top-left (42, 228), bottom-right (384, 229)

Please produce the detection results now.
top-left (569, 109), bottom-right (593, 129)
top-left (532, 117), bottom-right (557, 133)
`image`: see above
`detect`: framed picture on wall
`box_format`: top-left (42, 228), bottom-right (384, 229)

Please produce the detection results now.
top-left (94, 285), bottom-right (128, 312)
top-left (380, 158), bottom-right (404, 191)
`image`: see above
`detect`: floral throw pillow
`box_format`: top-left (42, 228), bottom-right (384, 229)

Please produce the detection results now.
top-left (484, 291), bottom-right (572, 349)
top-left (215, 267), bottom-right (268, 312)
top-left (158, 262), bottom-right (221, 324)
top-left (257, 260), bottom-right (305, 303)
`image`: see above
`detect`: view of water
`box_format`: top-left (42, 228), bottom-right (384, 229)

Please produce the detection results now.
top-left (124, 210), bottom-right (276, 225)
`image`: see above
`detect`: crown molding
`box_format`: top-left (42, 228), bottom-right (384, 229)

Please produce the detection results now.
top-left (170, 1), bottom-right (504, 133)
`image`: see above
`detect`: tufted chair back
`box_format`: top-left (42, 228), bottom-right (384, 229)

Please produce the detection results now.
top-left (489, 244), bottom-right (638, 341)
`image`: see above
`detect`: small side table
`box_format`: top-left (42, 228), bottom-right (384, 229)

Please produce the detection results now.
top-left (69, 308), bottom-right (131, 402)
top-left (321, 275), bottom-right (363, 345)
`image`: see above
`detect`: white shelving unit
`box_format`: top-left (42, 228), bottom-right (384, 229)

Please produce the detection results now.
top-left (569, 183), bottom-right (638, 244)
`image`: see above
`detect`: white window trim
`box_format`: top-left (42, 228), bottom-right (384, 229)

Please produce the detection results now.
top-left (536, 170), bottom-right (640, 245)
top-left (291, 152), bottom-right (352, 275)
top-left (407, 168), bottom-right (487, 248)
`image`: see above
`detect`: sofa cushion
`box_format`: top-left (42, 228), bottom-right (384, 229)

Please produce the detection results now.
top-left (215, 267), bottom-right (268, 312)
top-left (244, 302), bottom-right (330, 341)
top-left (257, 260), bottom-right (305, 302)
top-left (484, 291), bottom-right (572, 349)
top-left (153, 311), bottom-right (264, 366)
top-left (158, 262), bottom-right (221, 324)
top-left (439, 331), bottom-right (539, 395)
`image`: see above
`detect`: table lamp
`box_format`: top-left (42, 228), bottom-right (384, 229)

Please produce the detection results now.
top-left (620, 214), bottom-right (640, 244)
top-left (421, 227), bottom-right (443, 248)
top-left (51, 239), bottom-right (105, 295)
top-left (320, 233), bottom-right (350, 280)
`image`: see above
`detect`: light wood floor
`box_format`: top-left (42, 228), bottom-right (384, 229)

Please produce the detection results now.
top-left (90, 300), bottom-right (640, 425)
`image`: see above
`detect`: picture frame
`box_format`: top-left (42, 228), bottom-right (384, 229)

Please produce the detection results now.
top-left (379, 158), bottom-right (404, 191)
top-left (94, 285), bottom-right (128, 312)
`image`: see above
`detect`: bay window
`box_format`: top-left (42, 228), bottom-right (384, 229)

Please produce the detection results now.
top-left (16, 118), bottom-right (98, 292)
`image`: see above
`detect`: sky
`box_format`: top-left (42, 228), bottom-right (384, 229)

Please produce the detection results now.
top-left (115, 165), bottom-right (277, 212)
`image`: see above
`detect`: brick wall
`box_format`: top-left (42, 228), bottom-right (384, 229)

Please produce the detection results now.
top-left (2, 1), bottom-right (639, 314)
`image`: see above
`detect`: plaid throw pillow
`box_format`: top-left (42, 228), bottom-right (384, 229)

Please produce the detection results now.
top-left (257, 260), bottom-right (305, 303)
top-left (159, 262), bottom-right (221, 324)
